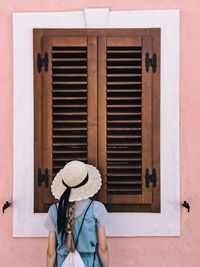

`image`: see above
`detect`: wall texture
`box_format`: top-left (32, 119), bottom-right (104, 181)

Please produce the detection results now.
top-left (0, 1), bottom-right (199, 266)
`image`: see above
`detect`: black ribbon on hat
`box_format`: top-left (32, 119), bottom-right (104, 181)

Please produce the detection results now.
top-left (57, 173), bottom-right (89, 239)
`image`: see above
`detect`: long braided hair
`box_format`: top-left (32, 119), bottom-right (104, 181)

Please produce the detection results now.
top-left (66, 201), bottom-right (75, 252)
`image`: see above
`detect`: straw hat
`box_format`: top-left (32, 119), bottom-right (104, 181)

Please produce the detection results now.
top-left (51, 160), bottom-right (102, 202)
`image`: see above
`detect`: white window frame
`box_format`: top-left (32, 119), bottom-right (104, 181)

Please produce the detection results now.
top-left (13, 8), bottom-right (180, 237)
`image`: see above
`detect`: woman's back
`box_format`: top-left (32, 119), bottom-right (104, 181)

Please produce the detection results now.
top-left (45, 161), bottom-right (109, 267)
top-left (45, 199), bottom-right (108, 267)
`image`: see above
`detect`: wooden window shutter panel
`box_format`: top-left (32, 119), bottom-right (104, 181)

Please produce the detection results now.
top-left (34, 34), bottom-right (98, 212)
top-left (97, 35), bottom-right (155, 207)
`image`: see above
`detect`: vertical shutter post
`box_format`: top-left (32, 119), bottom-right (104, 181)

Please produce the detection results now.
top-left (87, 36), bottom-right (98, 167)
top-left (98, 36), bottom-right (107, 203)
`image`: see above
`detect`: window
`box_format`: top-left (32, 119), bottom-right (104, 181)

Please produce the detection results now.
top-left (33, 29), bottom-right (160, 213)
top-left (14, 9), bottom-right (180, 237)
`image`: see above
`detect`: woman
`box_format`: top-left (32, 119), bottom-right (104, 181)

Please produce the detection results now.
top-left (44, 160), bottom-right (109, 267)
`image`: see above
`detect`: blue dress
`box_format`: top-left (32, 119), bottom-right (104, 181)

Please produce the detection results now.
top-left (49, 200), bottom-right (102, 267)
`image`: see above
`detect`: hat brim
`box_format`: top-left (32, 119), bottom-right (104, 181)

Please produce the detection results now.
top-left (51, 164), bottom-right (102, 202)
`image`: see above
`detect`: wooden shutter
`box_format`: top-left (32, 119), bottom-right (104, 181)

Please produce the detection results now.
top-left (34, 29), bottom-right (160, 213)
top-left (34, 33), bottom-right (98, 212)
top-left (97, 30), bottom-right (160, 212)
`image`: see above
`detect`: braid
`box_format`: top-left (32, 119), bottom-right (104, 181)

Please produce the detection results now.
top-left (66, 201), bottom-right (75, 252)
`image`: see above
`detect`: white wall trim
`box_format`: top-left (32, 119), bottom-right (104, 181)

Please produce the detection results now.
top-left (84, 8), bottom-right (110, 27)
top-left (13, 8), bottom-right (180, 237)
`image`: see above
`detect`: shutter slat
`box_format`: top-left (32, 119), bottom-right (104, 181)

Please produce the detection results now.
top-left (108, 181), bottom-right (141, 186)
top-left (53, 135), bottom-right (87, 138)
top-left (53, 150), bottom-right (86, 154)
top-left (107, 158), bottom-right (141, 161)
top-left (107, 173), bottom-right (141, 177)
top-left (107, 165), bottom-right (142, 169)
top-left (53, 127), bottom-right (87, 130)
top-left (107, 97), bottom-right (141, 100)
top-left (107, 90), bottom-right (141, 92)
top-left (53, 74), bottom-right (87, 77)
top-left (53, 104), bottom-right (87, 107)
top-left (107, 82), bottom-right (141, 85)
top-left (107, 74), bottom-right (141, 77)
top-left (107, 151), bottom-right (141, 154)
top-left (107, 142), bottom-right (142, 145)
top-left (53, 66), bottom-right (87, 69)
top-left (108, 135), bottom-right (141, 138)
top-left (52, 82), bottom-right (87, 85)
top-left (53, 97), bottom-right (87, 99)
top-left (53, 157), bottom-right (87, 161)
top-left (107, 58), bottom-right (141, 62)
top-left (107, 188), bottom-right (142, 192)
top-left (107, 112), bottom-right (141, 115)
top-left (107, 50), bottom-right (142, 53)
top-left (53, 112), bottom-right (87, 115)
top-left (53, 120), bottom-right (87, 123)
top-left (52, 50), bottom-right (87, 53)
top-left (53, 143), bottom-right (87, 146)
top-left (107, 66), bottom-right (142, 69)
top-left (107, 120), bottom-right (142, 123)
top-left (52, 58), bottom-right (87, 61)
top-left (107, 127), bottom-right (141, 130)
top-left (53, 90), bottom-right (87, 93)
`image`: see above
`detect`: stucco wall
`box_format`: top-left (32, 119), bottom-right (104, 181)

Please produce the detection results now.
top-left (0, 1), bottom-right (199, 266)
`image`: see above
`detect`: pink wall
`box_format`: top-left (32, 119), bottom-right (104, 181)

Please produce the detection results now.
top-left (0, 0), bottom-right (199, 266)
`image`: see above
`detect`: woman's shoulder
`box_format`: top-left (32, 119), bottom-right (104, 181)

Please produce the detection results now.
top-left (48, 203), bottom-right (58, 214)
top-left (44, 204), bottom-right (57, 231)
top-left (92, 200), bottom-right (107, 209)
top-left (49, 202), bottom-right (58, 208)
top-left (92, 200), bottom-right (109, 227)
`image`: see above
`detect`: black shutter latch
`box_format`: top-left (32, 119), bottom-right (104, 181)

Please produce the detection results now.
top-left (38, 168), bottom-right (49, 188)
top-left (145, 168), bottom-right (157, 188)
top-left (145, 52), bottom-right (157, 73)
top-left (182, 201), bottom-right (190, 212)
top-left (37, 52), bottom-right (48, 73)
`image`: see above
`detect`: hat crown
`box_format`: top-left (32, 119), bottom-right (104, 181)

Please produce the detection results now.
top-left (61, 160), bottom-right (88, 187)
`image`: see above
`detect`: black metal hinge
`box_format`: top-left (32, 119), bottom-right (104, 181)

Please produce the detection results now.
top-left (145, 52), bottom-right (157, 73)
top-left (37, 52), bottom-right (48, 73)
top-left (145, 168), bottom-right (157, 188)
top-left (38, 168), bottom-right (49, 188)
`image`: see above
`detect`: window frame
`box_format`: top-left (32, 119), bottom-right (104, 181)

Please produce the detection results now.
top-left (13, 9), bottom-right (180, 237)
top-left (33, 29), bottom-right (160, 213)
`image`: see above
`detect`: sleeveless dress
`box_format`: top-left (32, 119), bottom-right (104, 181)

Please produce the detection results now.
top-left (49, 200), bottom-right (102, 267)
